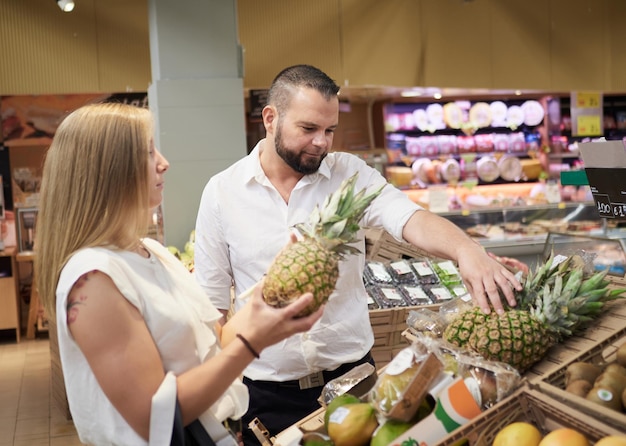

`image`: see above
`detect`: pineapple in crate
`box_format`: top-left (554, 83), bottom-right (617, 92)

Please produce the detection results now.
top-left (167, 230), bottom-right (196, 273)
top-left (443, 253), bottom-right (626, 372)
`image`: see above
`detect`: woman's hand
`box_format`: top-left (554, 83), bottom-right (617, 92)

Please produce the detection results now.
top-left (220, 279), bottom-right (323, 353)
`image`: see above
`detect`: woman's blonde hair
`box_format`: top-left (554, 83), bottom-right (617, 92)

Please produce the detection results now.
top-left (35, 102), bottom-right (154, 318)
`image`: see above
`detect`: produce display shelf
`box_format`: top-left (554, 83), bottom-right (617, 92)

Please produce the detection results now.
top-left (532, 322), bottom-right (626, 432)
top-left (523, 299), bottom-right (626, 380)
top-left (435, 385), bottom-right (624, 446)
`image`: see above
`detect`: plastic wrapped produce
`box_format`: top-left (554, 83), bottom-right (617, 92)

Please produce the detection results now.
top-left (387, 259), bottom-right (420, 285)
top-left (364, 260), bottom-right (395, 285)
top-left (364, 284), bottom-right (382, 310)
top-left (401, 332), bottom-right (522, 409)
top-left (408, 258), bottom-right (440, 285)
top-left (427, 285), bottom-right (454, 303)
top-left (372, 284), bottom-right (409, 308)
top-left (399, 284), bottom-right (433, 306)
top-left (431, 260), bottom-right (463, 288)
top-left (406, 308), bottom-right (447, 337)
top-left (368, 343), bottom-right (444, 420)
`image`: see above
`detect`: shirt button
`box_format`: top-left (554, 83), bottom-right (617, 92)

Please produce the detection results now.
top-left (302, 333), bottom-right (308, 340)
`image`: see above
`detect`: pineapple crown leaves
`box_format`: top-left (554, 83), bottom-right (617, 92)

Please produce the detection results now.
top-left (295, 172), bottom-right (384, 256)
top-left (526, 259), bottom-right (626, 339)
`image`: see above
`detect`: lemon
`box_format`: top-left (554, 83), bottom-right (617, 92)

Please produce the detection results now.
top-left (595, 436), bottom-right (626, 446)
top-left (493, 422), bottom-right (542, 446)
top-left (538, 428), bottom-right (589, 446)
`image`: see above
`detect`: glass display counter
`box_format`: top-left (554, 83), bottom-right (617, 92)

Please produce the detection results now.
top-left (439, 202), bottom-right (615, 267)
top-left (541, 231), bottom-right (626, 284)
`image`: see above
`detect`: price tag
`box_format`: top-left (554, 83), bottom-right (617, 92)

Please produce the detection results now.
top-left (595, 199), bottom-right (626, 219)
top-left (545, 182), bottom-right (561, 204)
top-left (576, 92), bottom-right (601, 108)
top-left (585, 168), bottom-right (626, 220)
top-left (428, 186), bottom-right (449, 213)
top-left (612, 203), bottom-right (626, 219)
top-left (577, 115), bottom-right (602, 136)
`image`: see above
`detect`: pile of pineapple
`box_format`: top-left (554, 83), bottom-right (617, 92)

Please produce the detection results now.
top-left (443, 253), bottom-right (626, 372)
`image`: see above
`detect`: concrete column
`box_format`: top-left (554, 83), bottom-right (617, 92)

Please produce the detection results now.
top-left (147, 0), bottom-right (247, 249)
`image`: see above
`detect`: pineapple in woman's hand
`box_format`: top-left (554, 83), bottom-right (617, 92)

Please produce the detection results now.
top-left (263, 172), bottom-right (384, 317)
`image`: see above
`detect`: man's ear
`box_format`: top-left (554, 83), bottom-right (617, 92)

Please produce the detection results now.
top-left (262, 105), bottom-right (277, 133)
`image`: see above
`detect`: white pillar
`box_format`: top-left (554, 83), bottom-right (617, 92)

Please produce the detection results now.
top-left (147, 0), bottom-right (247, 249)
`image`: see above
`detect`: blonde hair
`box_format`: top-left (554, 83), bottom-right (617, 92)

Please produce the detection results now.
top-left (35, 102), bottom-right (153, 318)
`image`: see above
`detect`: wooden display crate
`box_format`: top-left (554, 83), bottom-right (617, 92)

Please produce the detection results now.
top-left (530, 304), bottom-right (626, 432)
top-left (523, 298), bottom-right (626, 381)
top-left (369, 304), bottom-right (441, 368)
top-left (365, 228), bottom-right (446, 367)
top-left (434, 385), bottom-right (624, 446)
top-left (364, 227), bottom-right (432, 262)
top-left (369, 306), bottom-right (410, 367)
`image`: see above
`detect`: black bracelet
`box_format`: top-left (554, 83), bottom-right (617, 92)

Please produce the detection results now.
top-left (236, 334), bottom-right (260, 359)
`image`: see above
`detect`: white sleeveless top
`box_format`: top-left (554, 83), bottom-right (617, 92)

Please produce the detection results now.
top-left (56, 238), bottom-right (246, 445)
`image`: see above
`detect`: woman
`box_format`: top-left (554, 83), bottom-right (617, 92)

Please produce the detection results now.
top-left (35, 102), bottom-right (323, 445)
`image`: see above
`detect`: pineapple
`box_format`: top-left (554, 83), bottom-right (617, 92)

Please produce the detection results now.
top-left (443, 253), bottom-right (626, 371)
top-left (263, 172), bottom-right (384, 316)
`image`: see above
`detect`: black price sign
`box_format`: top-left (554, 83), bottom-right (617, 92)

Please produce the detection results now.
top-left (585, 168), bottom-right (626, 220)
top-left (593, 195), bottom-right (626, 219)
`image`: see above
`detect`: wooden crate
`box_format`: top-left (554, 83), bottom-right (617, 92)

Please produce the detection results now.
top-left (523, 298), bottom-right (626, 381)
top-left (364, 226), bottom-right (450, 367)
top-left (369, 304), bottom-right (439, 368)
top-left (432, 385), bottom-right (624, 446)
top-left (529, 301), bottom-right (626, 432)
top-left (364, 227), bottom-right (432, 262)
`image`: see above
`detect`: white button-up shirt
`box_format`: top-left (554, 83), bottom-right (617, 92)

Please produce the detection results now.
top-left (194, 140), bottom-right (422, 381)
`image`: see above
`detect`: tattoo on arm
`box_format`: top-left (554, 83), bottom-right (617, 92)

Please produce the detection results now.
top-left (66, 271), bottom-right (95, 325)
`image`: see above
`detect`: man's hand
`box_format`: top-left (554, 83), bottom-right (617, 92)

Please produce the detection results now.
top-left (457, 245), bottom-right (523, 315)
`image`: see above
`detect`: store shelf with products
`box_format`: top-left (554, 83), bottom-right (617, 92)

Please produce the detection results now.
top-left (556, 94), bottom-right (626, 147)
top-left (372, 93), bottom-right (626, 194)
top-left (378, 97), bottom-right (551, 189)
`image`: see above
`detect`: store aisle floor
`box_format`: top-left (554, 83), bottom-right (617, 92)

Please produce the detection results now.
top-left (0, 332), bottom-right (82, 446)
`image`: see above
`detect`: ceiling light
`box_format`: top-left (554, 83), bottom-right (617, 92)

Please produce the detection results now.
top-left (57, 0), bottom-right (75, 12)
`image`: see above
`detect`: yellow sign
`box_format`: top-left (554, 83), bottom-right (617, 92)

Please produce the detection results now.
top-left (576, 92), bottom-right (601, 108)
top-left (577, 115), bottom-right (602, 136)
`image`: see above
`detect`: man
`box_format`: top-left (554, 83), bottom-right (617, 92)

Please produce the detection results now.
top-left (194, 64), bottom-right (521, 444)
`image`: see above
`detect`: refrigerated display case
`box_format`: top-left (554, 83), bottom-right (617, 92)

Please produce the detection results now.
top-left (440, 202), bottom-right (618, 267)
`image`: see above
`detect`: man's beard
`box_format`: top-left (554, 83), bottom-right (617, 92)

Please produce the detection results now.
top-left (275, 124), bottom-right (326, 175)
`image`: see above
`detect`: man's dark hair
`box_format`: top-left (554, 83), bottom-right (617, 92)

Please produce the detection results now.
top-left (267, 65), bottom-right (340, 113)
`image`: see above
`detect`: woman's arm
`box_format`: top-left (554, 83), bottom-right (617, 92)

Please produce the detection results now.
top-left (68, 271), bottom-right (321, 440)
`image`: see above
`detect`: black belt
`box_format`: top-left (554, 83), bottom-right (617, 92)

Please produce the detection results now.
top-left (246, 352), bottom-right (374, 390)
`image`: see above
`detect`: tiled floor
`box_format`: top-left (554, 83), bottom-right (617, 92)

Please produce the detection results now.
top-left (0, 331), bottom-right (82, 446)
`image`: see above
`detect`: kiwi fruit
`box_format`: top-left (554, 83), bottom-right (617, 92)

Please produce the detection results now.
top-left (616, 343), bottom-right (626, 367)
top-left (604, 362), bottom-right (626, 377)
top-left (595, 371), bottom-right (626, 395)
top-left (566, 379), bottom-right (593, 398)
top-left (586, 386), bottom-right (624, 412)
top-left (565, 362), bottom-right (602, 386)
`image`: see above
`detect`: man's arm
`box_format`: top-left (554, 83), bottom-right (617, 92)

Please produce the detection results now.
top-left (401, 210), bottom-right (522, 314)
